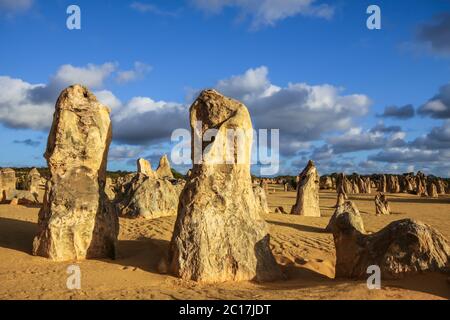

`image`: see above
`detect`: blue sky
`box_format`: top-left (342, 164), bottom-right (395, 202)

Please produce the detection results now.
top-left (0, 0), bottom-right (449, 177)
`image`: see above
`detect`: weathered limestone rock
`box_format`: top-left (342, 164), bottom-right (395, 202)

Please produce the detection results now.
top-left (326, 200), bottom-right (365, 234)
top-left (105, 177), bottom-right (116, 201)
top-left (332, 213), bottom-right (450, 279)
top-left (0, 168), bottom-right (16, 194)
top-left (416, 172), bottom-right (428, 196)
top-left (375, 192), bottom-right (391, 215)
top-left (32, 85), bottom-right (118, 261)
top-left (9, 198), bottom-right (19, 206)
top-left (2, 189), bottom-right (39, 205)
top-left (169, 89), bottom-right (281, 283)
top-left (335, 191), bottom-right (347, 208)
top-left (137, 158), bottom-right (156, 178)
top-left (115, 173), bottom-right (182, 219)
top-left (364, 177), bottom-right (372, 194)
top-left (336, 173), bottom-right (352, 194)
top-left (290, 160), bottom-right (320, 217)
top-left (253, 185), bottom-right (270, 214)
top-left (427, 182), bottom-right (439, 198)
top-left (320, 176), bottom-right (333, 190)
top-left (379, 175), bottom-right (387, 193)
top-left (387, 175), bottom-right (401, 193)
top-left (156, 155), bottom-right (174, 179)
top-left (275, 206), bottom-right (288, 214)
top-left (25, 168), bottom-right (44, 194)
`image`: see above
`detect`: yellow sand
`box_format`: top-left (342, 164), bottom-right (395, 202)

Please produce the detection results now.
top-left (0, 188), bottom-right (449, 300)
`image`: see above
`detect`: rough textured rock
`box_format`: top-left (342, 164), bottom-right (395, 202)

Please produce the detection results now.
top-left (387, 175), bottom-right (401, 193)
top-left (0, 168), bottom-right (16, 194)
top-left (137, 158), bottom-right (156, 178)
top-left (415, 172), bottom-right (428, 196)
top-left (115, 173), bottom-right (182, 219)
top-left (335, 191), bottom-right (347, 208)
top-left (290, 160), bottom-right (320, 217)
top-left (253, 185), bottom-right (270, 214)
top-left (336, 173), bottom-right (352, 194)
top-left (32, 85), bottom-right (118, 261)
top-left (169, 89), bottom-right (281, 283)
top-left (427, 182), bottom-right (439, 198)
top-left (156, 155), bottom-right (174, 179)
top-left (379, 175), bottom-right (387, 193)
top-left (2, 189), bottom-right (39, 205)
top-left (25, 168), bottom-right (44, 193)
top-left (275, 206), bottom-right (288, 214)
top-left (319, 176), bottom-right (333, 190)
top-left (105, 177), bottom-right (116, 201)
top-left (375, 192), bottom-right (391, 215)
top-left (332, 213), bottom-right (450, 279)
top-left (326, 200), bottom-right (365, 234)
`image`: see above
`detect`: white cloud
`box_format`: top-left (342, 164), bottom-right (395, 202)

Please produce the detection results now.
top-left (95, 90), bottom-right (122, 110)
top-left (116, 62), bottom-right (152, 84)
top-left (191, 0), bottom-right (334, 29)
top-left (215, 66), bottom-right (371, 154)
top-left (0, 76), bottom-right (53, 129)
top-left (0, 62), bottom-right (117, 130)
top-left (112, 97), bottom-right (188, 144)
top-left (53, 63), bottom-right (117, 89)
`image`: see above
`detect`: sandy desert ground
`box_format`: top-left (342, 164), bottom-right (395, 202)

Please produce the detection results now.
top-left (0, 186), bottom-right (449, 300)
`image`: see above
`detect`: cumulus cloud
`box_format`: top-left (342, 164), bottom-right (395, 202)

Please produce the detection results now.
top-left (95, 90), bottom-right (122, 110)
top-left (112, 97), bottom-right (188, 145)
top-left (0, 76), bottom-right (54, 130)
top-left (0, 62), bottom-right (133, 130)
top-left (418, 83), bottom-right (450, 119)
top-left (116, 62), bottom-right (152, 84)
top-left (379, 104), bottom-right (415, 120)
top-left (216, 66), bottom-right (371, 155)
top-left (191, 0), bottom-right (334, 29)
top-left (411, 120), bottom-right (450, 150)
top-left (417, 13), bottom-right (450, 55)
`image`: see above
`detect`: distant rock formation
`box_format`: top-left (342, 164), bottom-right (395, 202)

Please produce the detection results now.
top-left (375, 192), bottom-right (391, 215)
top-left (137, 158), bottom-right (156, 178)
top-left (427, 182), bottom-right (439, 198)
top-left (290, 160), bottom-right (320, 217)
top-left (335, 191), bottom-right (347, 208)
top-left (253, 185), bottom-right (270, 214)
top-left (326, 200), bottom-right (365, 234)
top-left (0, 168), bottom-right (16, 197)
top-left (24, 168), bottom-right (44, 194)
top-left (156, 155), bottom-right (174, 179)
top-left (32, 85), bottom-right (118, 261)
top-left (115, 173), bottom-right (183, 219)
top-left (169, 89), bottom-right (281, 283)
top-left (319, 176), bottom-right (333, 190)
top-left (332, 211), bottom-right (450, 279)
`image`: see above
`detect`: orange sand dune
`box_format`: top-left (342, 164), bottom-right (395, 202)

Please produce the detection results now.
top-left (0, 188), bottom-right (449, 300)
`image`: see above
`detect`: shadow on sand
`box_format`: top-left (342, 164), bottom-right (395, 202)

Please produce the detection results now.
top-left (114, 237), bottom-right (170, 274)
top-left (0, 216), bottom-right (448, 299)
top-left (267, 220), bottom-right (326, 234)
top-left (0, 217), bottom-right (36, 254)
